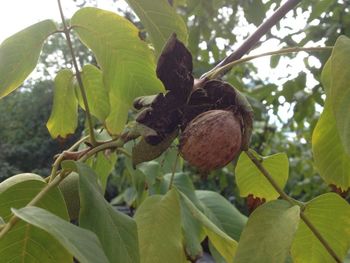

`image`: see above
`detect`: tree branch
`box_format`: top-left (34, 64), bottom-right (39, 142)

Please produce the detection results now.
top-left (207, 46), bottom-right (333, 79)
top-left (201, 0), bottom-right (302, 79)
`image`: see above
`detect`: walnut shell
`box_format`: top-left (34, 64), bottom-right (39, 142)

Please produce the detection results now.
top-left (180, 110), bottom-right (242, 172)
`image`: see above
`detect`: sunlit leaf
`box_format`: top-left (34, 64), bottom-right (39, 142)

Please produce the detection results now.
top-left (0, 20), bottom-right (56, 99)
top-left (62, 161), bottom-right (139, 263)
top-left (291, 193), bottom-right (350, 263)
top-left (76, 64), bottom-right (110, 122)
top-left (235, 151), bottom-right (289, 201)
top-left (12, 206), bottom-right (109, 263)
top-left (46, 69), bottom-right (78, 138)
top-left (135, 189), bottom-right (186, 263)
top-left (0, 173), bottom-right (71, 262)
top-left (125, 0), bottom-right (188, 58)
top-left (312, 102), bottom-right (350, 190)
top-left (329, 36), bottom-right (350, 155)
top-left (234, 200), bottom-right (300, 263)
top-left (312, 57), bottom-right (350, 190)
top-left (71, 7), bottom-right (164, 134)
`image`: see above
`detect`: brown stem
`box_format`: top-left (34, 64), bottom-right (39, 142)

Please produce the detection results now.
top-left (202, 0), bottom-right (301, 79)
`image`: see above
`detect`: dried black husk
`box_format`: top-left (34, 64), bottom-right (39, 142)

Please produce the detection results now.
top-left (136, 33), bottom-right (193, 144)
top-left (133, 34), bottom-right (253, 153)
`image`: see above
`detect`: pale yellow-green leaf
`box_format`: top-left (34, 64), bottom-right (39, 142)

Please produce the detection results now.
top-left (329, 36), bottom-right (350, 155)
top-left (126, 0), bottom-right (188, 57)
top-left (312, 101), bottom-right (350, 190)
top-left (234, 200), bottom-right (300, 263)
top-left (76, 64), bottom-right (110, 122)
top-left (47, 69), bottom-right (78, 138)
top-left (291, 193), bottom-right (350, 263)
top-left (0, 20), bottom-right (57, 99)
top-left (0, 173), bottom-right (71, 262)
top-left (71, 7), bottom-right (164, 134)
top-left (312, 56), bottom-right (350, 190)
top-left (135, 189), bottom-right (186, 263)
top-left (235, 151), bottom-right (289, 201)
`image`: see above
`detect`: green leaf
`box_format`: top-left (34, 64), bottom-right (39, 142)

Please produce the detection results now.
top-left (62, 160), bottom-right (140, 263)
top-left (91, 151), bottom-right (117, 193)
top-left (312, 101), bottom-right (350, 190)
top-left (243, 0), bottom-right (266, 26)
top-left (270, 55), bottom-right (280, 68)
top-left (137, 161), bottom-right (161, 187)
top-left (196, 190), bottom-right (247, 241)
top-left (313, 56), bottom-right (350, 190)
top-left (46, 69), bottom-right (78, 138)
top-left (76, 64), bottom-right (110, 122)
top-left (71, 7), bottom-right (164, 134)
top-left (135, 189), bottom-right (186, 263)
top-left (125, 0), bottom-right (188, 58)
top-left (12, 206), bottom-right (109, 263)
top-left (164, 173), bottom-right (204, 258)
top-left (0, 173), bottom-right (71, 262)
top-left (328, 36), bottom-right (350, 155)
top-left (179, 195), bottom-right (204, 259)
top-left (308, 0), bottom-right (333, 22)
top-left (196, 190), bottom-right (247, 263)
top-left (0, 20), bottom-right (57, 99)
top-left (234, 200), bottom-right (300, 263)
top-left (235, 151), bottom-right (289, 201)
top-left (291, 193), bottom-right (350, 263)
top-left (132, 129), bottom-right (178, 167)
top-left (180, 191), bottom-right (238, 262)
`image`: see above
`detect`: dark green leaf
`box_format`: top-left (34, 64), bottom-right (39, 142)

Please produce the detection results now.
top-left (196, 190), bottom-right (247, 241)
top-left (62, 160), bottom-right (140, 263)
top-left (12, 206), bottom-right (109, 263)
top-left (180, 191), bottom-right (238, 262)
top-left (132, 129), bottom-right (178, 166)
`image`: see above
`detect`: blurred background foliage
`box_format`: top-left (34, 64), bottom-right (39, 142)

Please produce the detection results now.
top-left (1, 0), bottom-right (349, 214)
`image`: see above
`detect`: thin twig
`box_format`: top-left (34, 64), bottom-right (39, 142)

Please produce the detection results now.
top-left (202, 0), bottom-right (301, 79)
top-left (49, 135), bottom-right (89, 182)
top-left (57, 0), bottom-right (97, 146)
top-left (245, 149), bottom-right (342, 263)
top-left (207, 46), bottom-right (333, 79)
